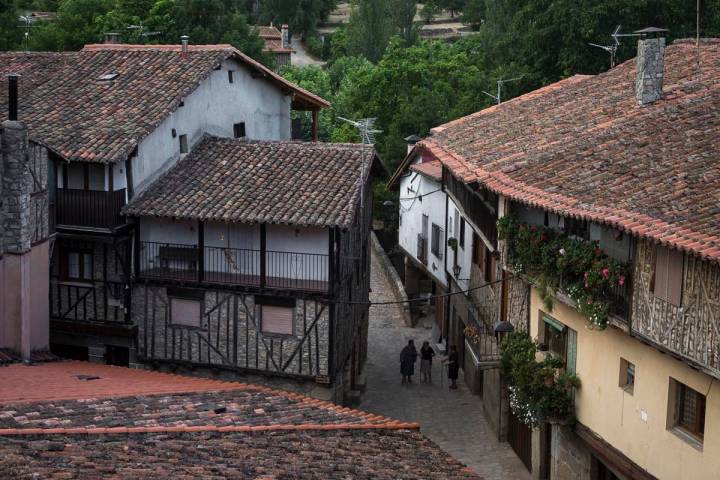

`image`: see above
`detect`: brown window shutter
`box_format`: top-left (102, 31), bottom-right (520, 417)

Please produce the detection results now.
top-left (171, 298), bottom-right (201, 327)
top-left (667, 248), bottom-right (684, 306)
top-left (261, 305), bottom-right (294, 335)
top-left (472, 232), bottom-right (480, 265)
top-left (653, 245), bottom-right (670, 301)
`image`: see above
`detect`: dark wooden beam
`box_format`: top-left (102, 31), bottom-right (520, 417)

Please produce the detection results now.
top-left (260, 223), bottom-right (267, 289)
top-left (198, 220), bottom-right (205, 283)
top-left (312, 109), bottom-right (319, 142)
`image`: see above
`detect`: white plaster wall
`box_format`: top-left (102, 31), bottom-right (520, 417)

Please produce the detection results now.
top-left (446, 196), bottom-right (473, 289)
top-left (266, 224), bottom-right (329, 281)
top-left (397, 160), bottom-right (447, 287)
top-left (205, 221), bottom-right (260, 276)
top-left (140, 218), bottom-right (197, 245)
top-left (132, 58), bottom-right (293, 193)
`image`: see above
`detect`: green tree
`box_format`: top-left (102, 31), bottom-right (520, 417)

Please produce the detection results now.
top-left (1, 0), bottom-right (22, 50)
top-left (346, 0), bottom-right (394, 62)
top-left (391, 0), bottom-right (417, 45)
top-left (420, 0), bottom-right (439, 23)
top-left (462, 0), bottom-right (483, 29)
top-left (29, 0), bottom-right (114, 51)
top-left (257, 0), bottom-right (337, 37)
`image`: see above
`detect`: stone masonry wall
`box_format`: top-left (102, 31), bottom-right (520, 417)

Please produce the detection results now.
top-left (550, 424), bottom-right (592, 480)
top-left (1, 121), bottom-right (32, 255)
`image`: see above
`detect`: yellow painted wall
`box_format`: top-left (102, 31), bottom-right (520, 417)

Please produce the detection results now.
top-left (529, 288), bottom-right (720, 480)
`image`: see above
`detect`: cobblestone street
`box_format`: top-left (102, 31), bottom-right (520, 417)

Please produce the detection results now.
top-left (360, 250), bottom-right (531, 479)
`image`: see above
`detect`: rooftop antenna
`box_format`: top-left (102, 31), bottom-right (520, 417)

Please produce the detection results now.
top-left (482, 76), bottom-right (523, 105)
top-left (589, 25), bottom-right (621, 68)
top-left (17, 16), bottom-right (38, 52)
top-left (127, 24), bottom-right (161, 38)
top-left (337, 117), bottom-right (382, 145)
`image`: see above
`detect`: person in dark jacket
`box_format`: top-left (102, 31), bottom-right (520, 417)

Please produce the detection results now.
top-left (419, 341), bottom-right (435, 383)
top-left (446, 344), bottom-right (459, 390)
top-left (400, 339), bottom-right (418, 384)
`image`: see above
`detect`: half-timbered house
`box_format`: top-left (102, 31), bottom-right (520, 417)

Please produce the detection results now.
top-left (123, 137), bottom-right (379, 402)
top-left (0, 41), bottom-right (376, 402)
top-left (400, 34), bottom-right (720, 479)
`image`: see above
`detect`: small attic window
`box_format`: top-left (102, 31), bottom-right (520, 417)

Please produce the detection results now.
top-left (97, 73), bottom-right (118, 81)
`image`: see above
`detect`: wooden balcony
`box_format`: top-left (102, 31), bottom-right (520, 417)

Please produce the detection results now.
top-left (56, 188), bottom-right (126, 230)
top-left (139, 241), bottom-right (329, 293)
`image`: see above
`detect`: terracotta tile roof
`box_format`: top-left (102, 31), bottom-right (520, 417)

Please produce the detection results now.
top-left (263, 37), bottom-right (295, 54)
top-left (410, 159), bottom-right (442, 181)
top-left (424, 39), bottom-right (720, 261)
top-left (0, 362), bottom-right (480, 479)
top-left (256, 26), bottom-right (282, 39)
top-left (123, 136), bottom-right (379, 228)
top-left (0, 44), bottom-right (329, 164)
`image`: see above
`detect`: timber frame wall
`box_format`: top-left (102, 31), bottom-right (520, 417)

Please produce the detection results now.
top-left (132, 181), bottom-right (373, 389)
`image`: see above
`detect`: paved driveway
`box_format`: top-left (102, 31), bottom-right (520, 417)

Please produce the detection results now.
top-left (361, 250), bottom-right (531, 479)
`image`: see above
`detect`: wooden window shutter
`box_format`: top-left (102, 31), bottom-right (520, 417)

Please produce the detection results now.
top-left (566, 328), bottom-right (577, 375)
top-left (472, 232), bottom-right (483, 266)
top-left (171, 298), bottom-right (201, 327)
top-left (667, 248), bottom-right (684, 306)
top-left (261, 305), bottom-right (294, 335)
top-left (653, 245), bottom-right (683, 306)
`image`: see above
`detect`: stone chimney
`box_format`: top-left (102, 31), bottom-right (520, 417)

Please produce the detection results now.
top-left (103, 32), bottom-right (121, 44)
top-left (281, 25), bottom-right (289, 49)
top-left (635, 28), bottom-right (667, 105)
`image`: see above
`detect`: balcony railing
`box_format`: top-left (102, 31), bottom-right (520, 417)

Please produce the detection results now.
top-left (56, 188), bottom-right (126, 229)
top-left (139, 241), bottom-right (329, 292)
top-left (417, 234), bottom-right (428, 265)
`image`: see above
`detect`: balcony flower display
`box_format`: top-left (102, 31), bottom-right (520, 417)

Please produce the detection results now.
top-left (497, 216), bottom-right (629, 329)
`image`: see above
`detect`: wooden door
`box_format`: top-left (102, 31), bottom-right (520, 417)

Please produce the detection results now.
top-left (508, 408), bottom-right (532, 472)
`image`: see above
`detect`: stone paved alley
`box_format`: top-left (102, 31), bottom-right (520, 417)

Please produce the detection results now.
top-left (361, 250), bottom-right (531, 479)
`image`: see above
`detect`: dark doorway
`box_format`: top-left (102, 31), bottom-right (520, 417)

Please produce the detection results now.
top-left (508, 407), bottom-right (532, 472)
top-left (591, 456), bottom-right (624, 480)
top-left (105, 345), bottom-right (130, 367)
top-left (50, 343), bottom-right (89, 361)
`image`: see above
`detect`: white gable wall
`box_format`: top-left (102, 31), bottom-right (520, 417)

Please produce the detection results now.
top-left (397, 158), bottom-right (447, 288)
top-left (132, 58), bottom-right (292, 194)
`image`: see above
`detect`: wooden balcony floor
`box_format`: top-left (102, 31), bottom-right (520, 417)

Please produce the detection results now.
top-left (140, 268), bottom-right (329, 293)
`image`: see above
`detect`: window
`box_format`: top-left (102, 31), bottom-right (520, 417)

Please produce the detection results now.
top-left (541, 312), bottom-right (577, 374)
top-left (668, 378), bottom-right (706, 444)
top-left (257, 296), bottom-right (295, 336)
top-left (228, 70), bottom-right (234, 83)
top-left (484, 246), bottom-right (495, 283)
top-left (472, 232), bottom-right (483, 266)
top-left (168, 288), bottom-right (204, 328)
top-left (459, 217), bottom-right (466, 249)
top-left (431, 223), bottom-right (443, 259)
top-left (62, 250), bottom-right (93, 281)
top-left (619, 358), bottom-right (635, 394)
top-left (233, 122), bottom-right (246, 138)
top-left (652, 245), bottom-right (684, 306)
top-left (179, 134), bottom-right (188, 154)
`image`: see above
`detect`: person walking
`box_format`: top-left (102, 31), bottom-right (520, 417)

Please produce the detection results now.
top-left (447, 344), bottom-right (459, 390)
top-left (419, 341), bottom-right (435, 383)
top-left (400, 339), bottom-right (418, 384)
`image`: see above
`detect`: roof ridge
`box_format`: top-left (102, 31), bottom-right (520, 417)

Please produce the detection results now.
top-left (82, 44), bottom-right (235, 51)
top-left (0, 422), bottom-right (421, 436)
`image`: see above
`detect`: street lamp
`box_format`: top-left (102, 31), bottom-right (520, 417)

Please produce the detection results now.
top-left (452, 264), bottom-right (461, 278)
top-left (493, 320), bottom-right (515, 344)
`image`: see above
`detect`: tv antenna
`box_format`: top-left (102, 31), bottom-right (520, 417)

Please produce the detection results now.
top-left (337, 117), bottom-right (382, 145)
top-left (127, 24), bottom-right (161, 38)
top-left (17, 15), bottom-right (39, 51)
top-left (589, 25), bottom-right (622, 68)
top-left (482, 76), bottom-right (523, 105)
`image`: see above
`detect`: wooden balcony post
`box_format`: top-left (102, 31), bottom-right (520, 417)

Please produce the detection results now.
top-left (260, 223), bottom-right (267, 288)
top-left (311, 109), bottom-right (319, 142)
top-left (198, 221), bottom-right (205, 283)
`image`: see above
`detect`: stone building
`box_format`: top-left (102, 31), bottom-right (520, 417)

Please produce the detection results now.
top-left (398, 33), bottom-right (720, 479)
top-left (0, 41), bottom-right (376, 404)
top-left (0, 74), bottom-right (50, 360)
top-left (255, 24), bottom-right (294, 70)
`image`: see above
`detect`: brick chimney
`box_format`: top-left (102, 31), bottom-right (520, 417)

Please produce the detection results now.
top-left (281, 25), bottom-right (289, 49)
top-left (635, 28), bottom-right (667, 105)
